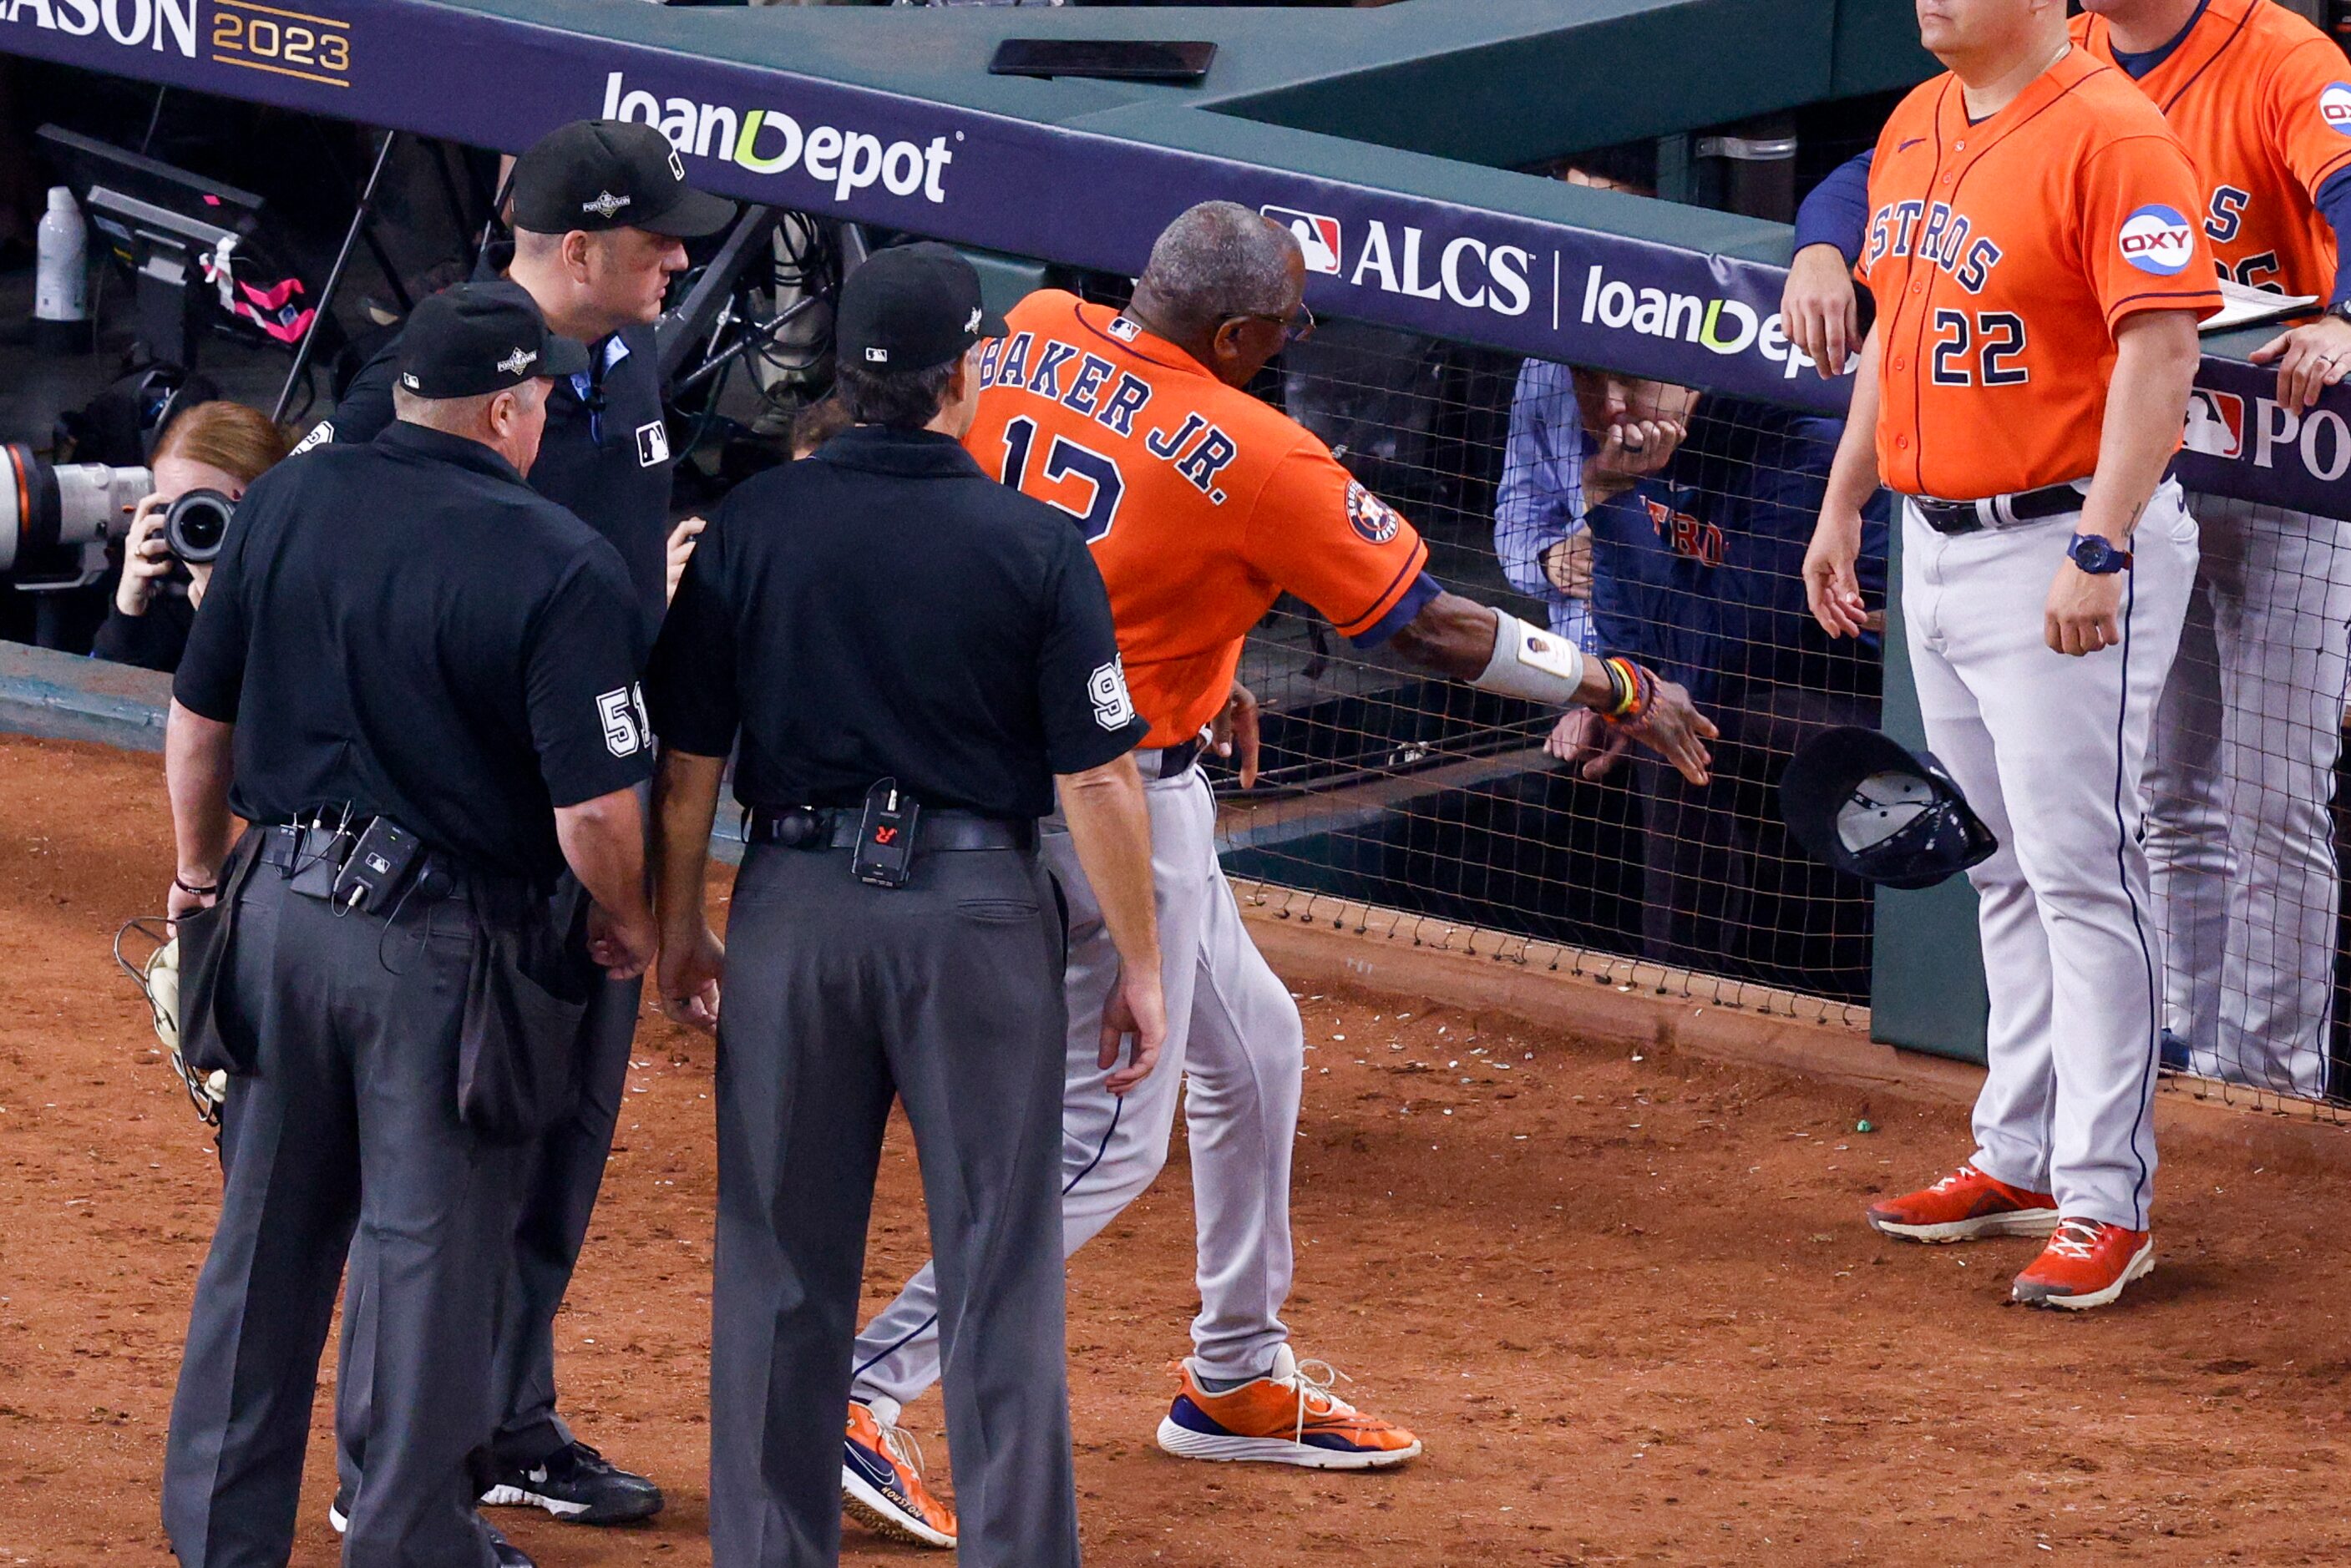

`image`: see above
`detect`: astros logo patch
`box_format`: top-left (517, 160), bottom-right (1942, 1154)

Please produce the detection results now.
top-left (2118, 205), bottom-right (2193, 276)
top-left (1344, 480), bottom-right (1401, 544)
top-left (2323, 83), bottom-right (2351, 136)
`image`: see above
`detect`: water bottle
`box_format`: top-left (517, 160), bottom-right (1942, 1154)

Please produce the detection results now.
top-left (33, 186), bottom-right (88, 355)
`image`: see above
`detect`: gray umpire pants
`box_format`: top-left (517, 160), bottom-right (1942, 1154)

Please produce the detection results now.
top-left (709, 839), bottom-right (1079, 1568)
top-left (337, 875), bottom-right (640, 1486)
top-left (163, 865), bottom-right (517, 1568)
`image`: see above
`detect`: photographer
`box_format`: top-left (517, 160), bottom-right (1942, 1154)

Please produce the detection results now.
top-left (91, 401), bottom-right (289, 674)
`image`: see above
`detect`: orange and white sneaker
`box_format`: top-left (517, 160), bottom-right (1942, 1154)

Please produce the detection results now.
top-left (841, 1401), bottom-right (955, 1549)
top-left (2012, 1217), bottom-right (2154, 1311)
top-left (1156, 1346), bottom-right (1422, 1470)
top-left (1865, 1162), bottom-right (2060, 1243)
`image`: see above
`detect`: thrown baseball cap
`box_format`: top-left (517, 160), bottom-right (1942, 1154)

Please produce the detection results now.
top-left (398, 281), bottom-right (590, 398)
top-left (835, 242), bottom-right (1007, 372)
top-left (509, 119), bottom-right (736, 239)
top-left (1777, 727), bottom-right (1998, 891)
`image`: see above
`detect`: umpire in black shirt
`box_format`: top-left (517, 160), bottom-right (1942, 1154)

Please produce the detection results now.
top-left (647, 244), bottom-right (1167, 1568)
top-left (160, 283), bottom-right (658, 1568)
top-left (315, 119), bottom-right (730, 1527)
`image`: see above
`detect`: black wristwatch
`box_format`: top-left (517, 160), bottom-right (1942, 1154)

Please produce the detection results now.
top-left (2066, 533), bottom-right (2133, 575)
top-left (2326, 299), bottom-right (2351, 326)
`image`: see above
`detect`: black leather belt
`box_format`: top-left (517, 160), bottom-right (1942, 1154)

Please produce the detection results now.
top-left (1911, 482), bottom-right (2083, 535)
top-left (1137, 737), bottom-right (1202, 781)
top-left (745, 806), bottom-right (1036, 853)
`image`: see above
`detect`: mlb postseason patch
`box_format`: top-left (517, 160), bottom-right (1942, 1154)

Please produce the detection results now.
top-left (291, 421), bottom-right (334, 455)
top-left (1344, 480), bottom-right (1401, 544)
top-left (2118, 204), bottom-right (2193, 276)
top-left (636, 419), bottom-right (671, 468)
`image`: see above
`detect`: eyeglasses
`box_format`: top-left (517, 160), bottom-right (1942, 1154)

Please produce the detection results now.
top-left (1229, 302), bottom-right (1315, 347)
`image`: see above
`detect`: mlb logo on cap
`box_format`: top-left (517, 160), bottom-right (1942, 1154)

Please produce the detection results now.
top-left (1261, 204), bottom-right (1343, 276)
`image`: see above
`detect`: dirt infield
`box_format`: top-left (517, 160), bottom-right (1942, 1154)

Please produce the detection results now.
top-left (5, 732), bottom-right (2351, 1565)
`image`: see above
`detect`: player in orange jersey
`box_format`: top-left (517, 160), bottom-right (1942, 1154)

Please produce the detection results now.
top-left (1804, 0), bottom-right (2219, 1312)
top-left (836, 204), bottom-right (1715, 1544)
top-left (1786, 0), bottom-right (2351, 1099)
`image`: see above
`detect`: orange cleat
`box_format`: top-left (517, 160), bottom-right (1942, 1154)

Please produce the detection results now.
top-left (841, 1401), bottom-right (955, 1549)
top-left (1865, 1162), bottom-right (2060, 1243)
top-left (1156, 1346), bottom-right (1422, 1470)
top-left (2012, 1218), bottom-right (2154, 1311)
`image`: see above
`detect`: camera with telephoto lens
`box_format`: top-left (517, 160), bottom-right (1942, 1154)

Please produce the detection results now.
top-left (0, 442), bottom-right (149, 589)
top-left (162, 488), bottom-right (234, 564)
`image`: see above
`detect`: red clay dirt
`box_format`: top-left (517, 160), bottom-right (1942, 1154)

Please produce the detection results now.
top-left (3, 732), bottom-right (2350, 1565)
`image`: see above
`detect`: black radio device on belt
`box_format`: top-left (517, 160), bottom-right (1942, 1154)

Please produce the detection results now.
top-left (333, 817), bottom-right (422, 914)
top-left (851, 779), bottom-right (920, 888)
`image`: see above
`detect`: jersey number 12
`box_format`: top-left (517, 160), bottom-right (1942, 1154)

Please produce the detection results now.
top-left (1001, 416), bottom-right (1126, 543)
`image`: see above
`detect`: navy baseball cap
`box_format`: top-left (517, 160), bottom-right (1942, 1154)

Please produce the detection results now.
top-left (398, 281), bottom-right (590, 398)
top-left (836, 243), bottom-right (1007, 373)
top-left (1778, 727), bottom-right (1998, 891)
top-left (509, 120), bottom-right (735, 239)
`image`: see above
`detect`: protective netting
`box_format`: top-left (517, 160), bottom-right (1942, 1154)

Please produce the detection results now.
top-left (1208, 311), bottom-right (2351, 1110)
top-left (1198, 316), bottom-right (1882, 1024)
top-left (2142, 488), bottom-right (2351, 1108)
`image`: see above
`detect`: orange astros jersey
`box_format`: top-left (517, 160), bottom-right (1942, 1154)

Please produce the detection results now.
top-left (964, 291), bottom-right (1434, 748)
top-left (2075, 0), bottom-right (2351, 300)
top-left (1861, 48), bottom-right (2222, 500)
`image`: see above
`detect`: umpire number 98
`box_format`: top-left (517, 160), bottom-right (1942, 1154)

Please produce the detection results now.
top-left (1930, 310), bottom-right (2029, 387)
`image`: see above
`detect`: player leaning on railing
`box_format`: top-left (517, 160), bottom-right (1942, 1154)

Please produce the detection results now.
top-left (805, 201), bottom-right (1718, 1547)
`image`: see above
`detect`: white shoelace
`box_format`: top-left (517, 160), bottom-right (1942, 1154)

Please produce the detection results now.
top-left (877, 1418), bottom-right (929, 1482)
top-left (2047, 1218), bottom-right (2104, 1261)
top-left (1274, 1358), bottom-right (1359, 1445)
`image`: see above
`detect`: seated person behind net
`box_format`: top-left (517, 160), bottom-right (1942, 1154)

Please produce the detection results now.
top-left (93, 401), bottom-right (291, 674)
top-left (1495, 359), bottom-right (1890, 1000)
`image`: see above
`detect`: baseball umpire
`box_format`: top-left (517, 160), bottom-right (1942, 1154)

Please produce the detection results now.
top-left (315, 118), bottom-right (732, 1530)
top-left (1788, 0), bottom-right (2351, 1101)
top-left (1804, 0), bottom-right (2219, 1308)
top-left (160, 282), bottom-right (657, 1568)
top-left (832, 201), bottom-right (1718, 1545)
top-left (647, 242), bottom-right (1164, 1568)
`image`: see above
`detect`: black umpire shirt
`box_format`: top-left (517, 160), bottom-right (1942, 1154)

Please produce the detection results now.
top-left (174, 422), bottom-right (653, 885)
top-left (649, 424), bottom-right (1147, 821)
top-left (316, 259), bottom-right (673, 641)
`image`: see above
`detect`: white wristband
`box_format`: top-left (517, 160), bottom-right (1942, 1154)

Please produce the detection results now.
top-left (1471, 609), bottom-right (1588, 706)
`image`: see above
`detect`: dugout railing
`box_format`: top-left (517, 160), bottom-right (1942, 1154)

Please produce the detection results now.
top-left (8, 0), bottom-right (2351, 1114)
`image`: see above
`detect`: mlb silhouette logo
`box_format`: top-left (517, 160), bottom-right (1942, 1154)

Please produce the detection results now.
top-left (2182, 388), bottom-right (2244, 459)
top-left (1260, 205), bottom-right (1343, 276)
top-left (636, 418), bottom-right (671, 468)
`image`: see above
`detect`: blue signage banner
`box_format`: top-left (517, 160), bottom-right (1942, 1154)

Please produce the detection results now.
top-left (3, 0), bottom-right (2343, 513)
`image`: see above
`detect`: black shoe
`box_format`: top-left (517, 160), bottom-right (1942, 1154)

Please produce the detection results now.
top-left (486, 1521), bottom-right (535, 1567)
top-left (2160, 1028), bottom-right (2191, 1073)
top-left (480, 1440), bottom-right (664, 1525)
top-left (328, 1483), bottom-right (352, 1534)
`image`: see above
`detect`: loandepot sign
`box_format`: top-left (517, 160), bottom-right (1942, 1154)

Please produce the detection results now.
top-left (1576, 261), bottom-right (1816, 379)
top-left (601, 70), bottom-right (955, 205)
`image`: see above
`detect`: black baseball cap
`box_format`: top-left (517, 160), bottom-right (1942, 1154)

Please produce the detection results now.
top-left (398, 281), bottom-right (590, 398)
top-left (509, 120), bottom-right (736, 239)
top-left (1777, 726), bottom-right (1998, 891)
top-left (836, 243), bottom-right (1007, 373)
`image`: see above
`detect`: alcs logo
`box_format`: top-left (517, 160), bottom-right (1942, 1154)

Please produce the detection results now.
top-left (2120, 204), bottom-right (2195, 276)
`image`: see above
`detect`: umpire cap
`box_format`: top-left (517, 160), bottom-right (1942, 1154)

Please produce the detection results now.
top-left (1777, 727), bottom-right (1997, 891)
top-left (510, 120), bottom-right (735, 239)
